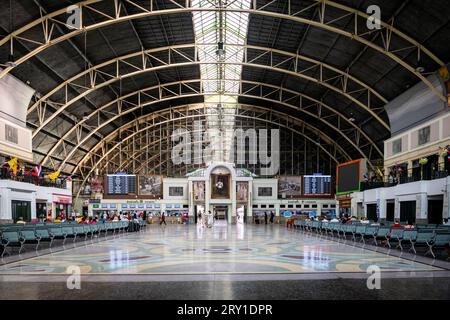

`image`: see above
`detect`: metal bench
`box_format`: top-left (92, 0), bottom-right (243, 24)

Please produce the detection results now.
top-left (35, 228), bottom-right (54, 247)
top-left (1, 231), bottom-right (25, 257)
top-left (20, 229), bottom-right (41, 252)
top-left (361, 226), bottom-right (379, 244)
top-left (399, 229), bottom-right (417, 252)
top-left (374, 227), bottom-right (391, 246)
top-left (411, 229), bottom-right (435, 255)
top-left (428, 231), bottom-right (450, 258)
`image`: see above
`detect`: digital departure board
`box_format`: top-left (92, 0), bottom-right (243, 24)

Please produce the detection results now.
top-left (106, 174), bottom-right (137, 195)
top-left (303, 175), bottom-right (332, 195)
top-left (336, 159), bottom-right (364, 194)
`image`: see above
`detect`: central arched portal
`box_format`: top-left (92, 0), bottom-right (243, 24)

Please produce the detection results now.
top-left (189, 162), bottom-right (251, 224)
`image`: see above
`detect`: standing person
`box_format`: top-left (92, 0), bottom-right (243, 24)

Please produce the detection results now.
top-left (160, 211), bottom-right (167, 226)
top-left (264, 211), bottom-right (268, 224)
top-left (270, 211), bottom-right (275, 224)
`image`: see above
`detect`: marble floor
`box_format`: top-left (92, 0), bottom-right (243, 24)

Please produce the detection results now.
top-left (1, 223), bottom-right (449, 299)
top-left (0, 223), bottom-right (447, 275)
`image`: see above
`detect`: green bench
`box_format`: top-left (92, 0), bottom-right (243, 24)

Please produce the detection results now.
top-left (428, 231), bottom-right (450, 258)
top-left (1, 231), bottom-right (25, 257)
top-left (373, 227), bottom-right (391, 246)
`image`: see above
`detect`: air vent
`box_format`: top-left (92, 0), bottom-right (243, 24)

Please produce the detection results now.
top-left (5, 124), bottom-right (18, 144)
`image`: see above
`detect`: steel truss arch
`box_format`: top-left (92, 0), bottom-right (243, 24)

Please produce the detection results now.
top-left (0, 0), bottom-right (445, 101)
top-left (41, 79), bottom-right (382, 174)
top-left (74, 103), bottom-right (349, 200)
top-left (113, 106), bottom-right (349, 174)
top-left (27, 44), bottom-right (390, 142)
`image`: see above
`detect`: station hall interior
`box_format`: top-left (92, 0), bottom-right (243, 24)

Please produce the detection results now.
top-left (0, 0), bottom-right (449, 300)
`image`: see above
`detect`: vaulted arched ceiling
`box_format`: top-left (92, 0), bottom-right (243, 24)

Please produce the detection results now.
top-left (1, 0), bottom-right (449, 177)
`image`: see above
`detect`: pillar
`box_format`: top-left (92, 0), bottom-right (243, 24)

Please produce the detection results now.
top-left (230, 179), bottom-right (236, 224)
top-left (394, 197), bottom-right (400, 220)
top-left (445, 176), bottom-right (450, 219)
top-left (416, 193), bottom-right (428, 224)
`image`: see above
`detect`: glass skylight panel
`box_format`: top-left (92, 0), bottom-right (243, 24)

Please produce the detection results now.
top-left (192, 0), bottom-right (251, 164)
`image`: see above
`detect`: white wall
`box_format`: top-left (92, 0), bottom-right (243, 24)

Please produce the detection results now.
top-left (252, 179), bottom-right (278, 201)
top-left (0, 179), bottom-right (71, 222)
top-left (163, 178), bottom-right (188, 201)
top-left (352, 176), bottom-right (449, 222)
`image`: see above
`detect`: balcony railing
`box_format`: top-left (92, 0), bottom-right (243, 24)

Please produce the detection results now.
top-left (0, 168), bottom-right (67, 189)
top-left (361, 163), bottom-right (449, 191)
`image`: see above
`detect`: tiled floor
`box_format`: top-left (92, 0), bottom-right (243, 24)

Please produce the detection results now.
top-left (0, 223), bottom-right (446, 275)
top-left (1, 223), bottom-right (449, 299)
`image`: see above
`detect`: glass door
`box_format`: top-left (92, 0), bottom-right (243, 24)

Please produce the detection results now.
top-left (12, 200), bottom-right (31, 222)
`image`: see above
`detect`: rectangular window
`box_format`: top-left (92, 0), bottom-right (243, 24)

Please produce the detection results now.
top-left (392, 138), bottom-right (402, 154)
top-left (5, 124), bottom-right (18, 144)
top-left (304, 204), bottom-right (310, 209)
top-left (280, 205), bottom-right (285, 209)
top-left (169, 186), bottom-right (183, 197)
top-left (288, 204), bottom-right (294, 208)
top-left (260, 204), bottom-right (267, 208)
top-left (418, 126), bottom-right (430, 145)
top-left (269, 205), bottom-right (274, 208)
top-left (252, 204), bottom-right (258, 209)
top-left (258, 187), bottom-right (272, 197)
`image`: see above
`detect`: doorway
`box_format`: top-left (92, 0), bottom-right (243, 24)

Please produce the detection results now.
top-left (428, 196), bottom-right (443, 224)
top-left (12, 200), bottom-right (31, 222)
top-left (386, 201), bottom-right (395, 222)
top-left (400, 201), bottom-right (416, 224)
top-left (366, 203), bottom-right (377, 222)
top-left (213, 205), bottom-right (228, 222)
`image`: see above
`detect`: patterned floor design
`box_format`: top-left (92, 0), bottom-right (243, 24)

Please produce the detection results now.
top-left (0, 223), bottom-right (443, 275)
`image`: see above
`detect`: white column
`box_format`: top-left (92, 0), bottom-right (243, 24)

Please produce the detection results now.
top-left (31, 191), bottom-right (37, 220)
top-left (0, 187), bottom-right (11, 221)
top-left (230, 178), bottom-right (236, 223)
top-left (205, 178), bottom-right (210, 218)
top-left (378, 200), bottom-right (386, 220)
top-left (394, 197), bottom-right (400, 219)
top-left (416, 193), bottom-right (428, 222)
top-left (445, 176), bottom-right (450, 219)
top-left (247, 180), bottom-right (253, 222)
top-left (188, 180), bottom-right (193, 217)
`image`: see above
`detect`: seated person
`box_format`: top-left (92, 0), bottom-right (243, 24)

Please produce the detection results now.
top-left (443, 218), bottom-right (450, 226)
top-left (16, 217), bottom-right (26, 224)
top-left (341, 214), bottom-right (350, 224)
top-left (79, 217), bottom-right (87, 224)
top-left (404, 220), bottom-right (415, 229)
top-left (330, 217), bottom-right (339, 223)
top-left (53, 216), bottom-right (62, 223)
top-left (391, 220), bottom-right (403, 229)
top-left (361, 218), bottom-right (370, 224)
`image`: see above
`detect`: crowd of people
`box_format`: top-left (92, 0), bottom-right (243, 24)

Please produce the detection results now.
top-left (309, 213), bottom-right (417, 228)
top-left (17, 210), bottom-right (147, 226)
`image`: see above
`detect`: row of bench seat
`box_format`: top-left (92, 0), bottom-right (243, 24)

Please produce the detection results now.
top-left (0, 220), bottom-right (147, 258)
top-left (293, 220), bottom-right (450, 258)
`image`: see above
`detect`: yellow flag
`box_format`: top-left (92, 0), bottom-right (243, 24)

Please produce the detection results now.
top-left (7, 158), bottom-right (18, 175)
top-left (48, 170), bottom-right (61, 181)
top-left (439, 66), bottom-right (449, 81)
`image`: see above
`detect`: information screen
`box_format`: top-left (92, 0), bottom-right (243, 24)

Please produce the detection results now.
top-left (106, 174), bottom-right (137, 195)
top-left (303, 175), bottom-right (332, 195)
top-left (336, 160), bottom-right (361, 194)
